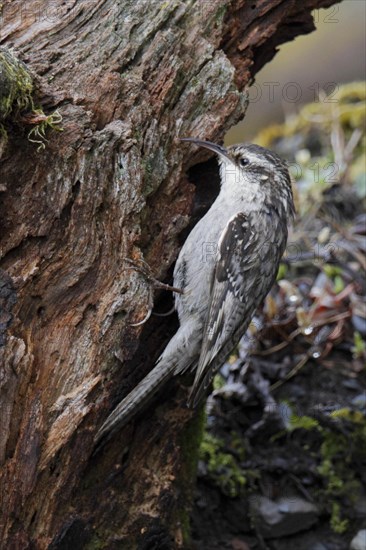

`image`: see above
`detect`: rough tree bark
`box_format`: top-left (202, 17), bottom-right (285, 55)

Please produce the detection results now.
top-left (0, 1), bottom-right (340, 548)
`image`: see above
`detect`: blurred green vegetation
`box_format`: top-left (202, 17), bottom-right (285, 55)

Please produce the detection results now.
top-left (226, 1), bottom-right (366, 142)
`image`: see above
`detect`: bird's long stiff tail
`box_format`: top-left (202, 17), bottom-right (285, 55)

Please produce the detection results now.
top-left (94, 359), bottom-right (175, 447)
top-left (94, 321), bottom-right (198, 448)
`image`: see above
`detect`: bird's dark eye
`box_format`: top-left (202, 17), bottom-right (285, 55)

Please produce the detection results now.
top-left (239, 157), bottom-right (250, 167)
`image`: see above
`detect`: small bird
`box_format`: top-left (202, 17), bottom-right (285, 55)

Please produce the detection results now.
top-left (95, 138), bottom-right (295, 445)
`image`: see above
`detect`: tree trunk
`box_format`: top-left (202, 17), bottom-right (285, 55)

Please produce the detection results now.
top-left (0, 1), bottom-right (340, 548)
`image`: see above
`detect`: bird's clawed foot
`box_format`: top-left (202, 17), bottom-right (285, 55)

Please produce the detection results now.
top-left (123, 257), bottom-right (182, 327)
top-left (123, 257), bottom-right (184, 295)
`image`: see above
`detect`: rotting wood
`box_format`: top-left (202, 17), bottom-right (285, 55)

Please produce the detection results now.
top-left (0, 1), bottom-right (341, 547)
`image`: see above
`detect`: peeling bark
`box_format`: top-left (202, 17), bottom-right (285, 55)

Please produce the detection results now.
top-left (0, 0), bottom-right (340, 548)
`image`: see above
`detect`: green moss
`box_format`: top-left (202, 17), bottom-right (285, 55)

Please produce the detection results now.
top-left (352, 331), bottom-right (366, 359)
top-left (229, 432), bottom-right (246, 462)
top-left (0, 47), bottom-right (34, 120)
top-left (180, 406), bottom-right (206, 485)
top-left (199, 433), bottom-right (246, 498)
top-left (176, 405), bottom-right (206, 546)
top-left (330, 408), bottom-right (365, 422)
top-left (0, 47), bottom-right (63, 151)
top-left (212, 373), bottom-right (225, 390)
top-left (288, 413), bottom-right (320, 432)
top-left (0, 123), bottom-right (8, 155)
top-left (280, 404), bottom-right (365, 535)
top-left (178, 509), bottom-right (191, 549)
top-left (317, 408), bottom-right (366, 534)
top-left (330, 502), bottom-right (349, 534)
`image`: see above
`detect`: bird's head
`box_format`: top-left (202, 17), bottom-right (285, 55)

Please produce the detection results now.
top-left (181, 137), bottom-right (295, 218)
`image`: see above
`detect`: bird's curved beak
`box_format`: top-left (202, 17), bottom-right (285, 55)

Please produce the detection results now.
top-left (180, 137), bottom-right (232, 163)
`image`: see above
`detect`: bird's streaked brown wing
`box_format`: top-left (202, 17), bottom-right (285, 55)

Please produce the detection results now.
top-left (188, 210), bottom-right (285, 407)
top-left (188, 213), bottom-right (256, 405)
